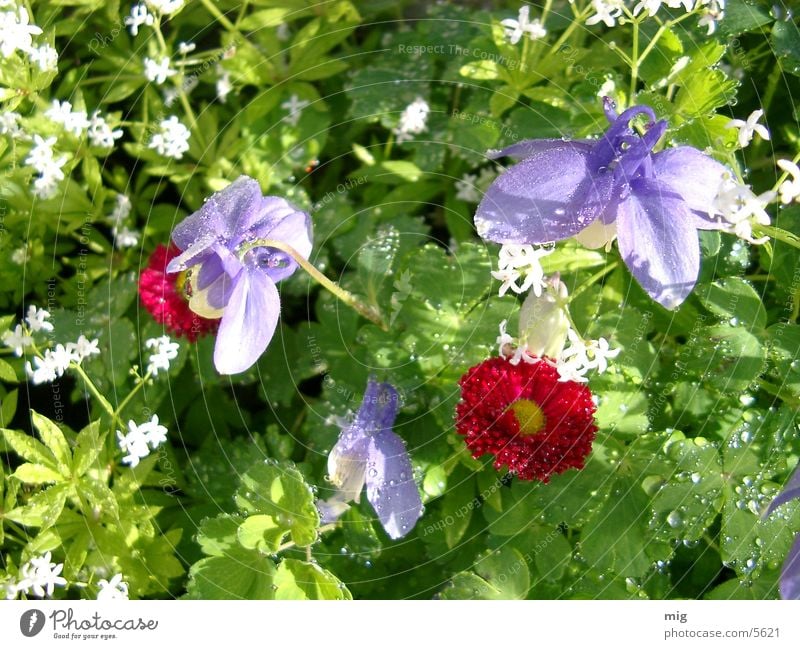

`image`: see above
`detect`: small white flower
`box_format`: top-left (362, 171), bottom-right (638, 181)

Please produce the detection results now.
top-left (491, 244), bottom-right (552, 297)
top-left (124, 3), bottom-right (154, 36)
top-left (148, 115), bottom-right (191, 159)
top-left (67, 335), bottom-right (100, 363)
top-left (713, 175), bottom-right (775, 244)
top-left (0, 6), bottom-right (42, 58)
top-left (17, 552), bottom-right (67, 598)
top-left (25, 136), bottom-right (68, 199)
top-left (501, 6), bottom-right (547, 45)
top-left (777, 159), bottom-right (800, 205)
top-left (177, 41), bottom-right (195, 55)
top-left (110, 193), bottom-right (132, 222)
top-left (11, 246), bottom-right (29, 265)
top-left (147, 0), bottom-right (184, 15)
top-left (216, 65), bottom-right (232, 103)
top-left (281, 94), bottom-right (310, 127)
top-left (585, 337), bottom-right (620, 373)
top-left (276, 23), bottom-right (290, 41)
top-left (113, 225), bottom-right (140, 248)
top-left (25, 304), bottom-right (53, 332)
top-left (26, 356), bottom-right (58, 384)
top-left (698, 0), bottom-right (725, 35)
top-left (28, 43), bottom-right (57, 71)
top-left (726, 109), bottom-right (770, 149)
top-left (97, 573), bottom-right (129, 600)
top-left (586, 0), bottom-right (625, 27)
top-left (45, 99), bottom-right (90, 136)
top-left (0, 110), bottom-right (22, 136)
top-left (145, 335), bottom-right (179, 375)
top-left (455, 173), bottom-right (480, 202)
top-left (117, 414), bottom-right (168, 467)
top-left (2, 324), bottom-right (33, 356)
top-left (394, 97), bottom-right (429, 143)
top-left (143, 55), bottom-right (176, 84)
top-left (88, 111), bottom-right (123, 148)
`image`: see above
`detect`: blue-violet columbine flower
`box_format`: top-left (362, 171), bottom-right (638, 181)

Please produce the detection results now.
top-left (167, 176), bottom-right (312, 374)
top-left (765, 465), bottom-right (800, 599)
top-left (317, 378), bottom-right (423, 539)
top-left (475, 99), bottom-right (732, 309)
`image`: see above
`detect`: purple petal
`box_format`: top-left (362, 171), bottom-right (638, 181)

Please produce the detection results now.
top-left (475, 142), bottom-right (606, 244)
top-left (781, 534), bottom-right (800, 600)
top-left (487, 139), bottom-right (593, 161)
top-left (248, 206), bottom-right (313, 283)
top-left (166, 232), bottom-right (217, 274)
top-left (354, 379), bottom-right (400, 433)
top-left (365, 430), bottom-right (422, 539)
top-left (213, 269), bottom-right (280, 374)
top-left (652, 147), bottom-right (731, 226)
top-left (172, 177), bottom-right (269, 251)
top-left (195, 254), bottom-right (225, 291)
top-left (766, 466), bottom-right (800, 518)
top-left (616, 178), bottom-right (700, 309)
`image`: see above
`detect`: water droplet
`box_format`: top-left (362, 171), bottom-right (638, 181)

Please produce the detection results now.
top-left (667, 510), bottom-right (683, 528)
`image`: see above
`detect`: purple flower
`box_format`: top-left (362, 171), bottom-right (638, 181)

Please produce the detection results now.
top-left (317, 378), bottom-right (423, 539)
top-left (167, 176), bottom-right (312, 374)
top-left (475, 99), bottom-right (731, 309)
top-left (765, 466), bottom-right (800, 599)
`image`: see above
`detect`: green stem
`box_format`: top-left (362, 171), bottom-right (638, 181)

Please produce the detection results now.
top-left (755, 224), bottom-right (800, 251)
top-left (199, 0), bottom-right (241, 34)
top-left (276, 523), bottom-right (337, 553)
top-left (629, 17), bottom-right (640, 99)
top-left (111, 371), bottom-right (152, 423)
top-left (71, 363), bottom-right (118, 425)
top-left (238, 239), bottom-right (388, 330)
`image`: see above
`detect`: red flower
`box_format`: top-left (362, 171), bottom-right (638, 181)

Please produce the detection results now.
top-left (455, 356), bottom-right (597, 482)
top-left (138, 244), bottom-right (219, 342)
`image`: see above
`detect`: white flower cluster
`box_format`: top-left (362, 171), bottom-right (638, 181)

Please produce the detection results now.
top-left (394, 97), bottom-right (430, 143)
top-left (455, 168), bottom-right (496, 203)
top-left (495, 270), bottom-right (620, 381)
top-left (24, 134), bottom-right (67, 199)
top-left (587, 0), bottom-right (725, 34)
top-left (712, 174), bottom-right (775, 245)
top-left (148, 115), bottom-right (191, 159)
top-left (145, 335), bottom-right (179, 375)
top-left (497, 320), bottom-right (619, 382)
top-left (1, 306), bottom-right (100, 384)
top-left (216, 65), bottom-right (233, 103)
top-left (143, 55), bottom-right (176, 85)
top-left (117, 414), bottom-right (168, 467)
top-left (4, 552), bottom-right (67, 599)
top-left (124, 0), bottom-right (184, 37)
top-left (491, 244), bottom-right (552, 297)
top-left (0, 4), bottom-right (57, 71)
top-left (108, 193), bottom-right (139, 248)
top-left (96, 573), bottom-right (129, 600)
top-left (501, 6), bottom-right (546, 45)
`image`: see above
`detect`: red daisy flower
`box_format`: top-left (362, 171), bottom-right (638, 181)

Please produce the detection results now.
top-left (455, 356), bottom-right (597, 482)
top-left (138, 243), bottom-right (219, 342)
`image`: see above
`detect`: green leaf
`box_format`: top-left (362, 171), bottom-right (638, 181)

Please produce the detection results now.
top-left (0, 357), bottom-right (16, 383)
top-left (186, 547), bottom-right (277, 600)
top-left (459, 59), bottom-right (500, 80)
top-left (1, 428), bottom-right (57, 467)
top-left (773, 20), bottom-right (800, 76)
top-left (674, 68), bottom-right (738, 117)
top-left (766, 323), bottom-right (800, 393)
top-left (72, 421), bottom-right (102, 477)
top-left (683, 325), bottom-right (766, 394)
top-left (696, 278), bottom-right (767, 329)
top-left (581, 475), bottom-right (669, 578)
top-left (440, 468), bottom-right (477, 549)
top-left (31, 411), bottom-right (72, 473)
top-left (196, 514), bottom-right (242, 557)
top-left (11, 463), bottom-right (63, 485)
top-left (5, 483), bottom-right (69, 530)
top-left (719, 0), bottom-right (774, 37)
top-left (238, 515), bottom-right (286, 553)
top-left (273, 559), bottom-right (352, 600)
top-left (440, 547), bottom-right (530, 599)
top-left (79, 477), bottom-right (119, 520)
top-left (235, 459), bottom-right (320, 548)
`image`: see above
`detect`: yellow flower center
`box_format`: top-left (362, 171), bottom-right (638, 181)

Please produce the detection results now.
top-left (509, 399), bottom-right (547, 436)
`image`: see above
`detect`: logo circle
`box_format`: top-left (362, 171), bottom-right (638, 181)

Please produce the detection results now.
top-left (20, 609), bottom-right (45, 637)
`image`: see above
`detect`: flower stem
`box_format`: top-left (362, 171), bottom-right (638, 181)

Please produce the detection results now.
top-left (71, 363), bottom-right (119, 426)
top-left (276, 523), bottom-right (337, 553)
top-left (239, 239), bottom-right (388, 330)
top-left (112, 371), bottom-right (152, 423)
top-left (755, 224), bottom-right (800, 251)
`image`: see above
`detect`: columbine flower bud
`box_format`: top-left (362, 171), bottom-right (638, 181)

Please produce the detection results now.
top-left (518, 276), bottom-right (570, 358)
